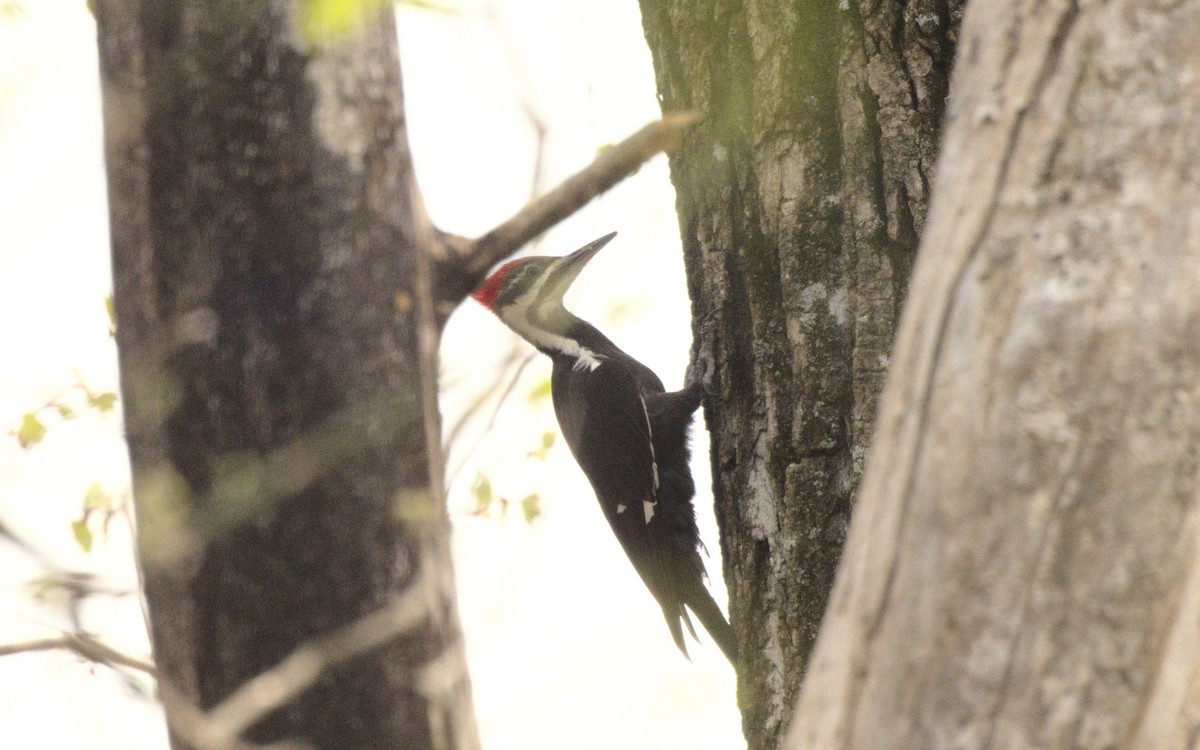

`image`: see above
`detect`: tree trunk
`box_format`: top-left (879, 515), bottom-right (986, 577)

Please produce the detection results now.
top-left (638, 1), bottom-right (962, 746)
top-left (96, 2), bottom-right (478, 748)
top-left (788, 0), bottom-right (1200, 748)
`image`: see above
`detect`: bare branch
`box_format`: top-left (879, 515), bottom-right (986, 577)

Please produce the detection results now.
top-left (415, 205), bottom-right (448, 507)
top-left (441, 345), bottom-right (532, 450)
top-left (159, 576), bottom-right (430, 750)
top-left (471, 112), bottom-right (698, 272)
top-left (0, 632), bottom-right (156, 675)
top-left (435, 112), bottom-right (700, 304)
top-left (136, 391), bottom-right (408, 568)
top-left (158, 687), bottom-right (310, 750)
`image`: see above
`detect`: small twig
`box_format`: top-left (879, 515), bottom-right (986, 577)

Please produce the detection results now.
top-left (436, 112), bottom-right (700, 303)
top-left (444, 349), bottom-right (538, 493)
top-left (0, 519), bottom-right (55, 569)
top-left (441, 344), bottom-right (529, 450)
top-left (0, 632), bottom-right (156, 676)
top-left (484, 2), bottom-right (549, 200)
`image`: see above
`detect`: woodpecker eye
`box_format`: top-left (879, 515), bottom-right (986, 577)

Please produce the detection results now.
top-left (503, 264), bottom-right (535, 292)
top-left (497, 260), bottom-right (552, 306)
top-left (471, 257), bottom-right (558, 311)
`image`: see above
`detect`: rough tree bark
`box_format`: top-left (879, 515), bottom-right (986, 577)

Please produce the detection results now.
top-left (96, 1), bottom-right (692, 746)
top-left (639, 1), bottom-right (962, 746)
top-left (97, 3), bottom-right (477, 748)
top-left (789, 0), bottom-right (1200, 748)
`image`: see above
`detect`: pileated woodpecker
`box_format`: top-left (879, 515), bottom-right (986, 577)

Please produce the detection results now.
top-left (471, 232), bottom-right (736, 664)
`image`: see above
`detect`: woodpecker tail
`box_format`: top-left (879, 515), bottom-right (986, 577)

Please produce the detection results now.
top-left (685, 582), bottom-right (738, 666)
top-left (662, 578), bottom-right (738, 667)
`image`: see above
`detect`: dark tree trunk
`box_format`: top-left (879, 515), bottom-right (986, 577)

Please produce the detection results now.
top-left (638, 1), bottom-right (962, 746)
top-left (95, 2), bottom-right (477, 748)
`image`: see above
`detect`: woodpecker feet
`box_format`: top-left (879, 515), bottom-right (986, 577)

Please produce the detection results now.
top-left (685, 307), bottom-right (721, 397)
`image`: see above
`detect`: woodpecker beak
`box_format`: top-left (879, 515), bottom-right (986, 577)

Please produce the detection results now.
top-left (546, 231), bottom-right (617, 294)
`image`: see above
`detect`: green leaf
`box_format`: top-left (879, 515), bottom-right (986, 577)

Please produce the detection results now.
top-left (56, 403), bottom-right (77, 420)
top-left (88, 391), bottom-right (118, 412)
top-left (84, 482), bottom-right (112, 512)
top-left (104, 294), bottom-right (116, 329)
top-left (302, 0), bottom-right (376, 43)
top-left (471, 474), bottom-right (493, 514)
top-left (17, 413), bottom-right (46, 448)
top-left (70, 519), bottom-right (93, 553)
top-left (528, 430), bottom-right (556, 460)
top-left (301, 0), bottom-right (460, 46)
top-left (527, 378), bottom-right (552, 402)
top-left (520, 493), bottom-right (541, 523)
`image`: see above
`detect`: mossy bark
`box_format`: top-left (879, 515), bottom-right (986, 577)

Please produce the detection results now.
top-left (638, 1), bottom-right (963, 746)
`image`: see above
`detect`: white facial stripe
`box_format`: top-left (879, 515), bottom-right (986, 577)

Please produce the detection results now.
top-left (498, 272), bottom-right (605, 372)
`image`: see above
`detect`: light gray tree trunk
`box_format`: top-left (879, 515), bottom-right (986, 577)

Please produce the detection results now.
top-left (638, 1), bottom-right (962, 746)
top-left (788, 0), bottom-right (1200, 748)
top-left (96, 2), bottom-right (478, 748)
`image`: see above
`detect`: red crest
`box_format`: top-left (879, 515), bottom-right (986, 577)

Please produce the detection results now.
top-left (471, 259), bottom-right (524, 310)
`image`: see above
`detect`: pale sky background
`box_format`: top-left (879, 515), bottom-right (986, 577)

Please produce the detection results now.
top-left (0, 0), bottom-right (741, 748)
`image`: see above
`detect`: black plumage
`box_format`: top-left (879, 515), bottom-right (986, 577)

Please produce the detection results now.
top-left (471, 233), bottom-right (736, 664)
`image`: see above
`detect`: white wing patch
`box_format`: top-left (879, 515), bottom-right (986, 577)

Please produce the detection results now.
top-left (617, 504), bottom-right (628, 514)
top-left (639, 396), bottom-right (659, 524)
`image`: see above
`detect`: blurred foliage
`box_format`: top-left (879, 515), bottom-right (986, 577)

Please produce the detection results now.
top-left (104, 294), bottom-right (115, 336)
top-left (88, 391), bottom-right (118, 413)
top-left (27, 573), bottom-right (66, 603)
top-left (519, 493), bottom-right (540, 523)
top-left (302, 0), bottom-right (456, 47)
top-left (16, 412), bottom-right (46, 448)
top-left (0, 0), bottom-right (24, 20)
top-left (528, 430), bottom-right (554, 460)
top-left (70, 518), bottom-right (92, 553)
top-left (471, 473), bottom-right (493, 515)
top-left (469, 464), bottom-right (544, 524)
top-left (5, 295), bottom-right (124, 557)
top-left (7, 372), bottom-right (118, 450)
top-left (70, 482), bottom-right (118, 554)
top-left (527, 377), bottom-right (552, 402)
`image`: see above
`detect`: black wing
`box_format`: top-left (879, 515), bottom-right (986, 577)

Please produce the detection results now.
top-left (551, 355), bottom-right (737, 663)
top-left (552, 357), bottom-right (661, 540)
top-left (551, 358), bottom-right (683, 604)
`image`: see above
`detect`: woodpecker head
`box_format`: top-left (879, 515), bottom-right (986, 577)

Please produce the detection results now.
top-left (471, 232), bottom-right (616, 335)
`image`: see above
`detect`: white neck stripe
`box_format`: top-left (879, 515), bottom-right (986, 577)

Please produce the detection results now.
top-left (499, 276), bottom-right (604, 372)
